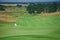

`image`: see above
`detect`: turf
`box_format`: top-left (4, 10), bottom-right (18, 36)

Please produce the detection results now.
top-left (0, 8), bottom-right (60, 40)
top-left (0, 35), bottom-right (60, 40)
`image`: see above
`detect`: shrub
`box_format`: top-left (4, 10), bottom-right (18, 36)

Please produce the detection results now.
top-left (0, 5), bottom-right (5, 11)
top-left (17, 4), bottom-right (22, 8)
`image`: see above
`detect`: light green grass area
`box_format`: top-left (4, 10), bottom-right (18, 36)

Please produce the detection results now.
top-left (0, 8), bottom-right (60, 40)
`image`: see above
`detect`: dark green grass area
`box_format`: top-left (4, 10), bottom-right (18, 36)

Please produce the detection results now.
top-left (0, 35), bottom-right (60, 40)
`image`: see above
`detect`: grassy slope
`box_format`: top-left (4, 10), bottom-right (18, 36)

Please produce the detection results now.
top-left (0, 8), bottom-right (60, 40)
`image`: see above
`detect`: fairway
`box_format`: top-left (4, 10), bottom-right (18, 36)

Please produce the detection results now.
top-left (0, 1), bottom-right (60, 40)
top-left (0, 11), bottom-right (60, 40)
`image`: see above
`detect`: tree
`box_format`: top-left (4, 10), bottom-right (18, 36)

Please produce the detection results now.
top-left (26, 3), bottom-right (45, 14)
top-left (36, 3), bottom-right (44, 14)
top-left (0, 5), bottom-right (5, 11)
top-left (45, 2), bottom-right (57, 13)
top-left (26, 4), bottom-right (35, 14)
top-left (57, 2), bottom-right (60, 11)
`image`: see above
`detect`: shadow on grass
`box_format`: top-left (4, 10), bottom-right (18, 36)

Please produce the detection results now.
top-left (0, 35), bottom-right (60, 40)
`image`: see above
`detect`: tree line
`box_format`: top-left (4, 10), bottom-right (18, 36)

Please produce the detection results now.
top-left (26, 2), bottom-right (60, 14)
top-left (0, 2), bottom-right (60, 14)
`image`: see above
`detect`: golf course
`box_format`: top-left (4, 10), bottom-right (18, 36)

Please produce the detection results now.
top-left (0, 6), bottom-right (60, 40)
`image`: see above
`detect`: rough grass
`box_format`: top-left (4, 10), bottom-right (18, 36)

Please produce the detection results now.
top-left (0, 12), bottom-right (18, 22)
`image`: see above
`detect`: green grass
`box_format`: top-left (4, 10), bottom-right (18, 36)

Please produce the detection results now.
top-left (0, 8), bottom-right (60, 40)
top-left (0, 35), bottom-right (60, 40)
